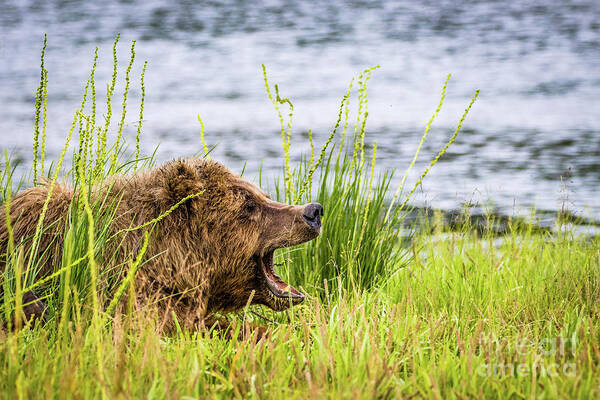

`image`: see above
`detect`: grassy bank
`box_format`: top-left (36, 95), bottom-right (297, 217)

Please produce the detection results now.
top-left (2, 229), bottom-right (598, 398)
top-left (1, 37), bottom-right (598, 399)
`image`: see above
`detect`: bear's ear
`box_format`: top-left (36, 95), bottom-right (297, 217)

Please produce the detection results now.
top-left (155, 160), bottom-right (203, 214)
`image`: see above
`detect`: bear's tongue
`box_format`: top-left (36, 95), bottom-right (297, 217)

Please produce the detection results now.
top-left (261, 251), bottom-right (304, 299)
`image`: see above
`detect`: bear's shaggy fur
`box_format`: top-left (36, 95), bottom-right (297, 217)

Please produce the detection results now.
top-left (0, 158), bottom-right (322, 331)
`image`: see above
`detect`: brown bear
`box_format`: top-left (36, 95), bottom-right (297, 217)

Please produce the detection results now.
top-left (0, 158), bottom-right (323, 332)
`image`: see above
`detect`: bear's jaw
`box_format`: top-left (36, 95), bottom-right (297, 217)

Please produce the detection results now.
top-left (257, 250), bottom-right (304, 304)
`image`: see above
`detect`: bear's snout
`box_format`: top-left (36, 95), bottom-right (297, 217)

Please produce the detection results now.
top-left (302, 202), bottom-right (324, 231)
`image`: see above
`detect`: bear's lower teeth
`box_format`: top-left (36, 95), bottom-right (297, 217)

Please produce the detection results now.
top-left (260, 250), bottom-right (304, 300)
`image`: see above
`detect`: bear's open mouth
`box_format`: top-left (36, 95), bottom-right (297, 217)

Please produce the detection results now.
top-left (258, 250), bottom-right (304, 302)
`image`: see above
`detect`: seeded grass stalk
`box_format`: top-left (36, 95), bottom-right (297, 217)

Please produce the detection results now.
top-left (135, 61), bottom-right (148, 171)
top-left (110, 40), bottom-right (136, 174)
top-left (262, 64), bottom-right (293, 202)
top-left (357, 66), bottom-right (378, 170)
top-left (96, 33), bottom-right (120, 178)
top-left (41, 61), bottom-right (49, 179)
top-left (32, 34), bottom-right (48, 185)
top-left (307, 129), bottom-right (314, 196)
top-left (85, 46), bottom-right (98, 180)
top-left (394, 89), bottom-right (480, 221)
top-left (74, 47), bottom-right (96, 183)
top-left (337, 77), bottom-right (354, 164)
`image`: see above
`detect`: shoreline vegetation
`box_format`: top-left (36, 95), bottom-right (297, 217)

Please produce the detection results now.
top-left (1, 36), bottom-right (598, 399)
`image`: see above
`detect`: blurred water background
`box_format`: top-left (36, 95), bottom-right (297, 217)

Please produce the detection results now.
top-left (0, 0), bottom-right (598, 221)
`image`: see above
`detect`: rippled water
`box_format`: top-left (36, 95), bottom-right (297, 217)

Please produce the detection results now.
top-left (1, 0), bottom-right (599, 218)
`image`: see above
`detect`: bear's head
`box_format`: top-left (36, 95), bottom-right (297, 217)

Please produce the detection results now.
top-left (152, 158), bottom-right (322, 312)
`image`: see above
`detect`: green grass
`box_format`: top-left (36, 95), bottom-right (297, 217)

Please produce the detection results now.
top-left (1, 230), bottom-right (598, 399)
top-left (1, 37), bottom-right (599, 399)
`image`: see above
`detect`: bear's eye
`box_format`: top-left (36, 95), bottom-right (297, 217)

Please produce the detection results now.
top-left (244, 200), bottom-right (258, 214)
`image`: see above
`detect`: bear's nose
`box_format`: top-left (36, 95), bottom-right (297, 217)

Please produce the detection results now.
top-left (303, 203), bottom-right (323, 219)
top-left (302, 202), bottom-right (324, 230)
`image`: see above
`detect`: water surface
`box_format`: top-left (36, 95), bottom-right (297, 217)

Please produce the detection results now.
top-left (1, 0), bottom-right (598, 218)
